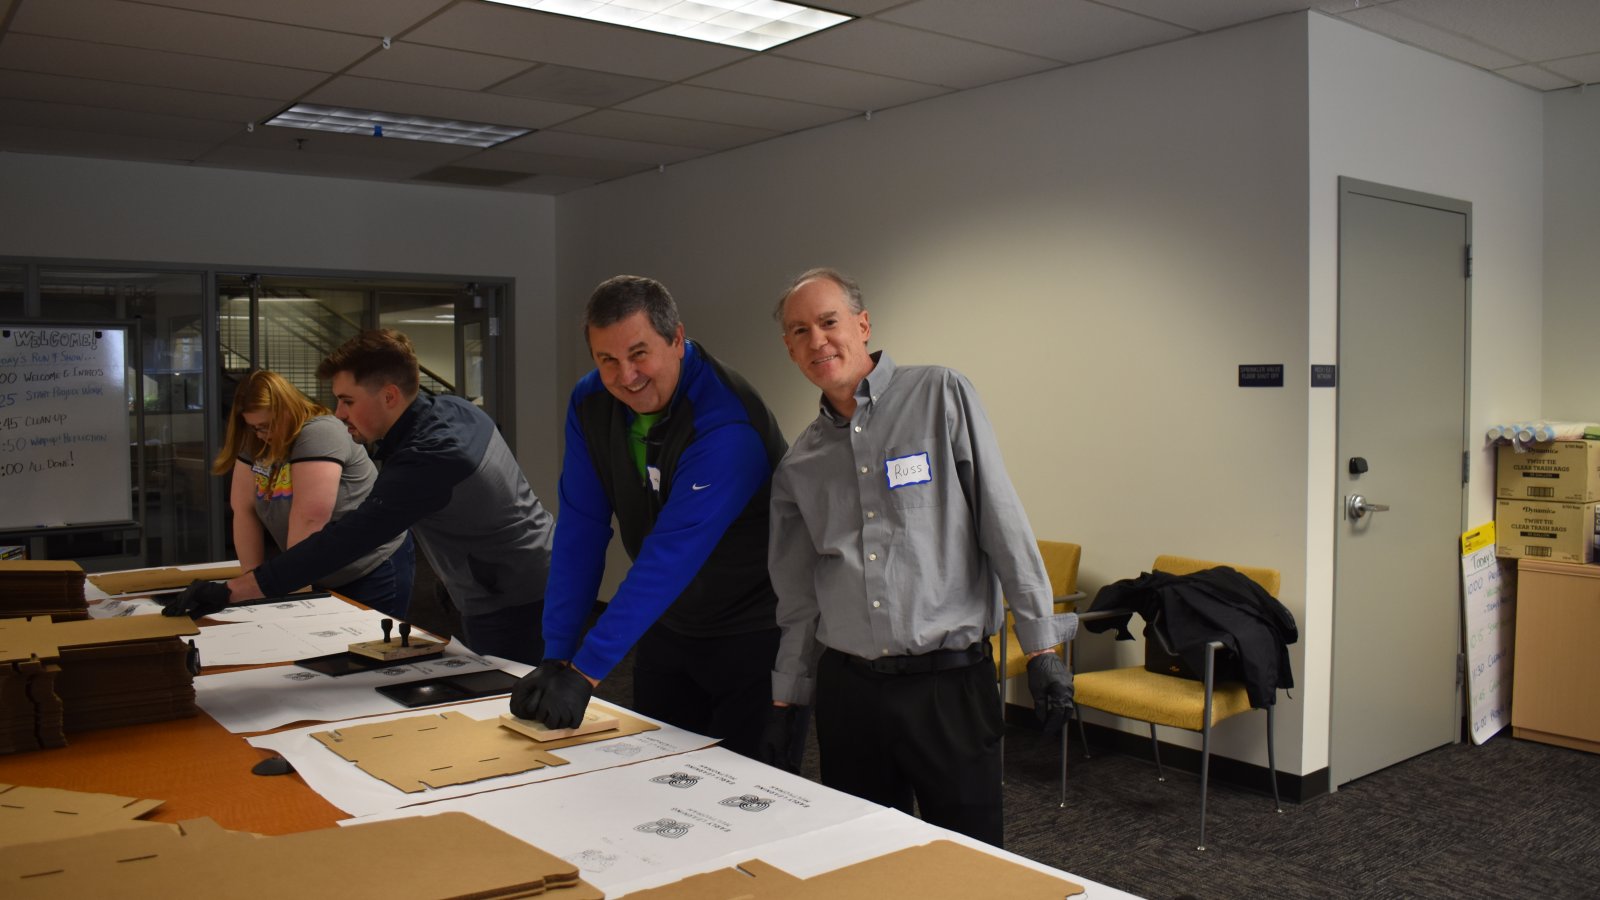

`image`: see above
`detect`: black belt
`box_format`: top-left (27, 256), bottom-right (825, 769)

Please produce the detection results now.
top-left (834, 641), bottom-right (991, 676)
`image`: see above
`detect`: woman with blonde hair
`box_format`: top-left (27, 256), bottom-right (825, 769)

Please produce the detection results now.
top-left (214, 369), bottom-right (413, 615)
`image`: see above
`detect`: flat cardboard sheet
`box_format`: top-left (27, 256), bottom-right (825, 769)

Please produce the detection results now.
top-left (86, 564), bottom-right (244, 596)
top-left (0, 784), bottom-right (166, 847)
top-left (249, 695), bottom-right (719, 818)
top-left (0, 811), bottom-right (604, 899)
top-left (313, 704), bottom-right (659, 793)
top-left (0, 614), bottom-right (198, 663)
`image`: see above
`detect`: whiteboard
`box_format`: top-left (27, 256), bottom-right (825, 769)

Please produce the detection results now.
top-left (1460, 522), bottom-right (1514, 745)
top-left (0, 324), bottom-right (134, 531)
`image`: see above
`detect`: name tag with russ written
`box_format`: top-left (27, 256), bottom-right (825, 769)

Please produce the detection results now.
top-left (886, 452), bottom-right (931, 489)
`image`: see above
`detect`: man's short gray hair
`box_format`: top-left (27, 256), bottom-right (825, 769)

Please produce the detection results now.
top-left (772, 267), bottom-right (864, 324)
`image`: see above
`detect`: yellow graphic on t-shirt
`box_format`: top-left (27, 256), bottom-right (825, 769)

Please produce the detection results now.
top-left (253, 461), bottom-right (292, 501)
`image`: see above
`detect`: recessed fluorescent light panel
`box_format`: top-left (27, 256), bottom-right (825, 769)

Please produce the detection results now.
top-left (264, 105), bottom-right (530, 148)
top-left (484, 0), bottom-right (851, 50)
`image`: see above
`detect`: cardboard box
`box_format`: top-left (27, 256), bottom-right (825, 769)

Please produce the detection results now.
top-left (1496, 499), bottom-right (1598, 563)
top-left (1497, 441), bottom-right (1600, 502)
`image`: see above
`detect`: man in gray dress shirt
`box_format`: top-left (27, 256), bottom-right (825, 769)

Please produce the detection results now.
top-left (761, 267), bottom-right (1074, 846)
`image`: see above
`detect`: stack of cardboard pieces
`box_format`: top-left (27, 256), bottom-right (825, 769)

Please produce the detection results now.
top-left (0, 615), bottom-right (199, 754)
top-left (0, 785), bottom-right (603, 899)
top-left (618, 840), bottom-right (1084, 899)
top-left (0, 560), bottom-right (88, 621)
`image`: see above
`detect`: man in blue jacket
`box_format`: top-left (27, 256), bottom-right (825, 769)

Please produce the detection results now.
top-left (510, 275), bottom-right (796, 766)
top-left (165, 329), bottom-right (554, 665)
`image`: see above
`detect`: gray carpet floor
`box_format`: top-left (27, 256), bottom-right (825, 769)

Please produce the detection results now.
top-left (406, 570), bottom-right (1600, 899)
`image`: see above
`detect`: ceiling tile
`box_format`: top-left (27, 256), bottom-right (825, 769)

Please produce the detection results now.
top-left (1543, 52), bottom-right (1600, 85)
top-left (406, 4), bottom-right (751, 82)
top-left (1099, 0), bottom-right (1312, 33)
top-left (0, 96), bottom-right (243, 142)
top-left (553, 109), bottom-right (780, 151)
top-left (127, 0), bottom-right (454, 38)
top-left (0, 125), bottom-right (214, 163)
top-left (1390, 0), bottom-right (1600, 64)
top-left (306, 75), bottom-right (591, 129)
top-left (506, 173), bottom-right (602, 194)
top-left (687, 55), bottom-right (948, 110)
top-left (11, 0), bottom-right (379, 72)
top-left (489, 64), bottom-right (667, 107)
top-left (0, 33), bottom-right (329, 99)
top-left (348, 41), bottom-right (535, 91)
top-left (882, 0), bottom-right (1191, 63)
top-left (224, 122), bottom-right (478, 163)
top-left (1340, 6), bottom-right (1523, 70)
top-left (1493, 63), bottom-right (1578, 90)
top-left (0, 69), bottom-right (283, 122)
top-left (198, 144), bottom-right (435, 181)
top-left (498, 129), bottom-right (704, 164)
top-left (813, 0), bottom-right (904, 14)
top-left (617, 85), bottom-right (854, 131)
top-left (774, 19), bottom-right (1058, 89)
top-left (463, 146), bottom-right (651, 179)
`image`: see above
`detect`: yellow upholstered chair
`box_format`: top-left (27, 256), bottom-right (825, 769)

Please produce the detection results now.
top-left (993, 541), bottom-right (1083, 781)
top-left (1070, 554), bottom-right (1283, 850)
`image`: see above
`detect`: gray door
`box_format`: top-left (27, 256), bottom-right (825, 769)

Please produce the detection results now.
top-left (1332, 179), bottom-right (1468, 787)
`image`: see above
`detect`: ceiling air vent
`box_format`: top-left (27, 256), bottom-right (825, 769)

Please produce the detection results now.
top-left (412, 166), bottom-right (533, 187)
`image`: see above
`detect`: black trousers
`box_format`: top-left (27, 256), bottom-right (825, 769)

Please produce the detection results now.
top-left (815, 647), bottom-right (1004, 846)
top-left (633, 623), bottom-right (793, 763)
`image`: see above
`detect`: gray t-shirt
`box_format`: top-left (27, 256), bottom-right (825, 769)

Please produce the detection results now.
top-left (242, 415), bottom-right (404, 589)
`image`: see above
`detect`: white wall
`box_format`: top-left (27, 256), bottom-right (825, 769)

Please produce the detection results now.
top-left (559, 15), bottom-right (1316, 771)
top-left (0, 153), bottom-right (563, 495)
top-left (1306, 14), bottom-right (1545, 771)
top-left (1542, 87), bottom-right (1600, 421)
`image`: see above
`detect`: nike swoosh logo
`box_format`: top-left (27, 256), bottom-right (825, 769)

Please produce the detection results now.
top-left (692, 482), bottom-right (711, 491)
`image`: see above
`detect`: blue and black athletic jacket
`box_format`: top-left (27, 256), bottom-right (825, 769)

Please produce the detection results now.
top-left (544, 341), bottom-right (787, 680)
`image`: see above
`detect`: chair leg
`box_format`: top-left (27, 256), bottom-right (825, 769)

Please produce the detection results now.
top-left (1149, 723), bottom-right (1164, 782)
top-left (1058, 710), bottom-right (1069, 808)
top-left (1074, 709), bottom-right (1091, 759)
top-left (1268, 703), bottom-right (1282, 813)
top-left (1198, 641), bottom-right (1218, 851)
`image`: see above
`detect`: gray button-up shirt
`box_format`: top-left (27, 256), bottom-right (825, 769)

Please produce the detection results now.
top-left (769, 351), bottom-right (1073, 705)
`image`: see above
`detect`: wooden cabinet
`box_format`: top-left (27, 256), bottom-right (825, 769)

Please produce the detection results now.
top-left (1512, 558), bottom-right (1600, 753)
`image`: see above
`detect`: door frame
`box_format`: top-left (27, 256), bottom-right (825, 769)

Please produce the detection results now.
top-left (1330, 176), bottom-right (1473, 788)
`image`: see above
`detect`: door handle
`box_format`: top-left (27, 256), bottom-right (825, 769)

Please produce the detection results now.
top-left (1346, 494), bottom-right (1391, 520)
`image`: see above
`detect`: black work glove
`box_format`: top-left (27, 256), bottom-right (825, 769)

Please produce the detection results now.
top-left (508, 660), bottom-right (592, 729)
top-left (1027, 652), bottom-right (1074, 736)
top-left (757, 704), bottom-right (805, 774)
top-left (160, 580), bottom-right (232, 619)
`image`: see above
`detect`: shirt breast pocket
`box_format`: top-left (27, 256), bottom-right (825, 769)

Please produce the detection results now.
top-left (884, 443), bottom-right (941, 509)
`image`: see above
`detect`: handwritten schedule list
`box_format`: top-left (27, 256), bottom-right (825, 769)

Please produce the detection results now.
top-left (0, 326), bottom-right (131, 531)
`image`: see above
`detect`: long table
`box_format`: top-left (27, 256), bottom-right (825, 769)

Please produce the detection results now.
top-left (4, 574), bottom-right (1139, 898)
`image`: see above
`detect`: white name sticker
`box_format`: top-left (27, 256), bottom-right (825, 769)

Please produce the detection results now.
top-left (885, 452), bottom-right (932, 489)
top-left (647, 465), bottom-right (662, 492)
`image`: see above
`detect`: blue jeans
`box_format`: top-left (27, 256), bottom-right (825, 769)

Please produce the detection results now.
top-left (328, 532), bottom-right (416, 618)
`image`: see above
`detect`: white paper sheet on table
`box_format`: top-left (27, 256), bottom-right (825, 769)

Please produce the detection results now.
top-left (196, 638), bottom-right (499, 733)
top-left (601, 805), bottom-right (1142, 899)
top-left (189, 608), bottom-right (399, 666)
top-left (248, 693), bottom-right (720, 818)
top-left (86, 596), bottom-right (165, 618)
top-left (351, 745), bottom-right (883, 893)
